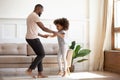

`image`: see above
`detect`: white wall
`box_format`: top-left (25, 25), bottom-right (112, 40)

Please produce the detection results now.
top-left (0, 0), bottom-right (88, 19)
top-left (0, 0), bottom-right (34, 18)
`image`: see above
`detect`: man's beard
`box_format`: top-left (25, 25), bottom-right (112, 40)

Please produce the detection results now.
top-left (38, 13), bottom-right (42, 17)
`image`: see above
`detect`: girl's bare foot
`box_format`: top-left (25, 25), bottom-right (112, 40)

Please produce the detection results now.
top-left (62, 71), bottom-right (68, 77)
top-left (67, 68), bottom-right (70, 75)
top-left (57, 70), bottom-right (63, 75)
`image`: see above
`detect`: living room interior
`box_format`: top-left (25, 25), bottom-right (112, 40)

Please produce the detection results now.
top-left (0, 0), bottom-right (120, 80)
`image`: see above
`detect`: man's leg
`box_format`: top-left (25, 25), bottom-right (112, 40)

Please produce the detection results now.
top-left (37, 61), bottom-right (48, 78)
top-left (26, 38), bottom-right (45, 76)
top-left (38, 61), bottom-right (43, 72)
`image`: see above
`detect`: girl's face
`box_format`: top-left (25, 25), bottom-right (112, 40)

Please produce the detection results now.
top-left (56, 24), bottom-right (63, 31)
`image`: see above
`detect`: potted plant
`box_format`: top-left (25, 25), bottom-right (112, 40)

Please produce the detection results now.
top-left (68, 41), bottom-right (91, 72)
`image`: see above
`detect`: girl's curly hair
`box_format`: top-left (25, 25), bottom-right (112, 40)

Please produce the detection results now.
top-left (54, 18), bottom-right (69, 31)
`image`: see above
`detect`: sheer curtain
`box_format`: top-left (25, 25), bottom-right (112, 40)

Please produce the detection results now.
top-left (89, 0), bottom-right (113, 71)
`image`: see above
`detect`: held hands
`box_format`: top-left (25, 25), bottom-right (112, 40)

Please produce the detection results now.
top-left (42, 34), bottom-right (50, 38)
top-left (38, 31), bottom-right (59, 38)
top-left (42, 33), bottom-right (57, 38)
top-left (38, 33), bottom-right (49, 38)
top-left (49, 33), bottom-right (56, 37)
top-left (49, 31), bottom-right (59, 37)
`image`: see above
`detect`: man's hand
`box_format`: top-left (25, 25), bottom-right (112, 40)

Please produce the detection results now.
top-left (38, 33), bottom-right (49, 38)
top-left (42, 34), bottom-right (50, 38)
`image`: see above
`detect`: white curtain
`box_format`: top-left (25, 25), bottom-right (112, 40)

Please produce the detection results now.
top-left (89, 0), bottom-right (113, 71)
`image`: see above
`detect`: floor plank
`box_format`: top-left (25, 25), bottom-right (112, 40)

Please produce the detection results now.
top-left (0, 68), bottom-right (120, 80)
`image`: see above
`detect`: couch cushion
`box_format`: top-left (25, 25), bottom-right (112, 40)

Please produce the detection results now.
top-left (27, 43), bottom-right (59, 56)
top-left (43, 55), bottom-right (58, 63)
top-left (31, 55), bottom-right (58, 63)
top-left (0, 56), bottom-right (32, 64)
top-left (0, 43), bottom-right (27, 55)
top-left (0, 63), bottom-right (30, 68)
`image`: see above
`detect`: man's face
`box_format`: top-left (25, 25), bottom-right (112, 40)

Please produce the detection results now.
top-left (38, 8), bottom-right (43, 17)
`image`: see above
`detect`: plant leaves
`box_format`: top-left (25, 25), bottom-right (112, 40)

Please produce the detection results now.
top-left (74, 45), bottom-right (81, 55)
top-left (77, 59), bottom-right (88, 62)
top-left (77, 49), bottom-right (91, 57)
top-left (69, 41), bottom-right (76, 49)
top-left (70, 41), bottom-right (91, 65)
top-left (72, 51), bottom-right (76, 59)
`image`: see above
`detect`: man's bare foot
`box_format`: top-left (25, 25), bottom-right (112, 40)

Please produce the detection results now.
top-left (37, 72), bottom-right (48, 78)
top-left (37, 75), bottom-right (48, 78)
top-left (57, 71), bottom-right (63, 75)
top-left (32, 76), bottom-right (37, 78)
top-left (62, 71), bottom-right (68, 77)
top-left (32, 75), bottom-right (48, 78)
top-left (25, 69), bottom-right (33, 77)
top-left (26, 69), bottom-right (32, 75)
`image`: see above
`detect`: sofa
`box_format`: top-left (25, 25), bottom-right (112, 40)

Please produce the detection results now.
top-left (0, 43), bottom-right (59, 68)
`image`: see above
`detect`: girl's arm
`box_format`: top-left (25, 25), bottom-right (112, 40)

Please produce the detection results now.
top-left (56, 33), bottom-right (65, 38)
top-left (49, 34), bottom-right (56, 37)
top-left (38, 33), bottom-right (49, 38)
top-left (49, 32), bottom-right (65, 38)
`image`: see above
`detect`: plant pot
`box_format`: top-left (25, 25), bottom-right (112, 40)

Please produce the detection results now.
top-left (69, 64), bottom-right (75, 72)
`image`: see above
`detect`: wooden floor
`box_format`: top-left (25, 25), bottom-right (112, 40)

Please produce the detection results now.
top-left (0, 68), bottom-right (120, 80)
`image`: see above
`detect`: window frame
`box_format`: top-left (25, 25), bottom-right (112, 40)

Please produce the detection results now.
top-left (112, 0), bottom-right (120, 50)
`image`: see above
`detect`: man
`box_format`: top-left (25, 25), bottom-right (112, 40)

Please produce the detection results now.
top-left (25, 4), bottom-right (57, 78)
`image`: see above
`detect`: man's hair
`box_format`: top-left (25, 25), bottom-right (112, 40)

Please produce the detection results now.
top-left (34, 4), bottom-right (43, 9)
top-left (54, 18), bottom-right (69, 31)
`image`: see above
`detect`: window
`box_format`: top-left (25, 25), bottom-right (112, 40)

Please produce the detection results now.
top-left (112, 0), bottom-right (120, 49)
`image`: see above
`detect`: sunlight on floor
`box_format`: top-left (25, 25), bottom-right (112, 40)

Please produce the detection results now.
top-left (1, 71), bottom-right (120, 80)
top-left (68, 72), bottom-right (108, 79)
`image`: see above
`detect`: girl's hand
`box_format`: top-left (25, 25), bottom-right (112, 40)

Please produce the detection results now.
top-left (49, 33), bottom-right (56, 37)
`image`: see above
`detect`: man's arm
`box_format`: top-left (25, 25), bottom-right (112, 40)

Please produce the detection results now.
top-left (37, 22), bottom-right (55, 33)
top-left (38, 33), bottom-right (49, 38)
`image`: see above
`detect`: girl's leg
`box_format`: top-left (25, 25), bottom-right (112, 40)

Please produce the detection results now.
top-left (62, 45), bottom-right (68, 77)
top-left (57, 50), bottom-right (63, 75)
top-left (67, 67), bottom-right (70, 75)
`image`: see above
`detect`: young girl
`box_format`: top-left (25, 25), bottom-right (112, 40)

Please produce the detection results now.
top-left (50, 18), bottom-right (69, 77)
